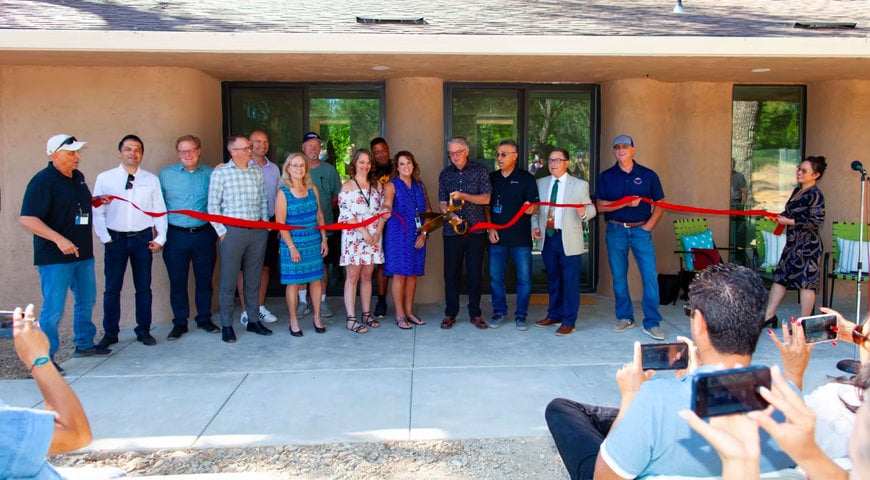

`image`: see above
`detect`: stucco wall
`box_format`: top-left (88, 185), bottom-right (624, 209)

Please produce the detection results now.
top-left (0, 66), bottom-right (222, 324)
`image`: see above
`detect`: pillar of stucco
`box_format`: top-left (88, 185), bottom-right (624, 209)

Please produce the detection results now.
top-left (384, 77), bottom-right (444, 303)
top-left (807, 80), bottom-right (870, 303)
top-left (1, 66), bottom-right (221, 325)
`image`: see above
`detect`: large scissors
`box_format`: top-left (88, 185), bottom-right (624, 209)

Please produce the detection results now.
top-left (417, 197), bottom-right (468, 235)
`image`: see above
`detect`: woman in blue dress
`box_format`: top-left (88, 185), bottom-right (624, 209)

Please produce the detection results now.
top-left (382, 151), bottom-right (431, 329)
top-left (276, 153), bottom-right (328, 336)
top-left (764, 155), bottom-right (827, 327)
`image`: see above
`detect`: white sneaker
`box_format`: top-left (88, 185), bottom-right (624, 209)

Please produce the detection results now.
top-left (240, 311), bottom-right (249, 327)
top-left (259, 305), bottom-right (278, 323)
top-left (320, 301), bottom-right (334, 318)
top-left (296, 302), bottom-right (310, 318)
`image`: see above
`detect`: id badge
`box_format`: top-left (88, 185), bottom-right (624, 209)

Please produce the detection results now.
top-left (415, 216), bottom-right (423, 229)
top-left (75, 214), bottom-right (90, 225)
top-left (493, 204), bottom-right (503, 214)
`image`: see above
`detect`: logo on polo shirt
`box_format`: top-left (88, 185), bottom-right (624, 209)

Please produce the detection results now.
top-left (634, 177), bottom-right (643, 185)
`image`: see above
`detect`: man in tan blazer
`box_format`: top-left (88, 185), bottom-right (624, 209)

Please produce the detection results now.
top-left (531, 148), bottom-right (596, 336)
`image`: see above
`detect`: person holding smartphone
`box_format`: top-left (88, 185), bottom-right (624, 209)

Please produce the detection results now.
top-left (545, 264), bottom-right (794, 479)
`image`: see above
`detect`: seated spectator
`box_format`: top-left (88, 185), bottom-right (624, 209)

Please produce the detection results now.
top-left (544, 264), bottom-right (795, 479)
top-left (1, 304), bottom-right (125, 479)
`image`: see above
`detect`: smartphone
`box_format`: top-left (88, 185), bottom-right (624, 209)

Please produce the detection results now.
top-left (795, 314), bottom-right (838, 344)
top-left (0, 310), bottom-right (13, 339)
top-left (641, 342), bottom-right (689, 370)
top-left (691, 365), bottom-right (771, 418)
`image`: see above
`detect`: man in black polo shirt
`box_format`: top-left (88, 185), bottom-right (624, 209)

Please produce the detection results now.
top-left (20, 134), bottom-right (111, 374)
top-left (485, 139), bottom-right (539, 330)
top-left (371, 137), bottom-right (393, 319)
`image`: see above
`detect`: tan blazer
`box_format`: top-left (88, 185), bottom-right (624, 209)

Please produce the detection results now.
top-left (531, 174), bottom-right (596, 256)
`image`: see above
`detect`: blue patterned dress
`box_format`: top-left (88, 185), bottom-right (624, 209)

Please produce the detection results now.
top-left (773, 185), bottom-right (825, 290)
top-left (279, 186), bottom-right (324, 285)
top-left (384, 177), bottom-right (427, 276)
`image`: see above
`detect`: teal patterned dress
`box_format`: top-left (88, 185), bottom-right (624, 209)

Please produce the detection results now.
top-left (279, 186), bottom-right (324, 285)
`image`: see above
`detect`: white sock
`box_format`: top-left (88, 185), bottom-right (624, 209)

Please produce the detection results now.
top-left (321, 294), bottom-right (327, 302)
top-left (299, 290), bottom-right (307, 303)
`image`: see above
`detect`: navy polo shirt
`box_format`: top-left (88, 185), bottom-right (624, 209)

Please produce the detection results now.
top-left (596, 160), bottom-right (665, 223)
top-left (21, 163), bottom-right (94, 265)
top-left (489, 168), bottom-right (539, 247)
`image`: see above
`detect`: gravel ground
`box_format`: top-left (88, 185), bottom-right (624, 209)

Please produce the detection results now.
top-left (51, 438), bottom-right (569, 479)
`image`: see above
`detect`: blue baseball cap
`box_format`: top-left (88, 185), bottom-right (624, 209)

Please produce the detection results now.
top-left (612, 135), bottom-right (634, 147)
top-left (302, 132), bottom-right (321, 144)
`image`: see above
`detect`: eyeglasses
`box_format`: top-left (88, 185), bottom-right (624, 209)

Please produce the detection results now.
top-left (496, 151), bottom-right (517, 158)
top-left (447, 149), bottom-right (468, 158)
top-left (177, 149), bottom-right (199, 156)
top-left (796, 167), bottom-right (812, 174)
top-left (52, 136), bottom-right (77, 154)
top-left (613, 144), bottom-right (632, 150)
top-left (125, 173), bottom-right (135, 190)
top-left (232, 145), bottom-right (253, 152)
top-left (548, 158), bottom-right (568, 163)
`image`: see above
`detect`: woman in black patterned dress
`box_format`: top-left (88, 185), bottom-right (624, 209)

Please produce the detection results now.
top-left (763, 156), bottom-right (827, 328)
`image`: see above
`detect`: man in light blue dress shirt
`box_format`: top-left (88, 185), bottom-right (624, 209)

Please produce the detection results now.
top-left (158, 135), bottom-right (219, 341)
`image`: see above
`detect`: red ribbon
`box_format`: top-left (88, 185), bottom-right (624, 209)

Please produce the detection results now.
top-left (469, 196), bottom-right (785, 235)
top-left (91, 195), bottom-right (403, 232)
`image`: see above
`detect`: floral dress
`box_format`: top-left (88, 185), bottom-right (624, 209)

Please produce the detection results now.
top-left (773, 185), bottom-right (825, 290)
top-left (338, 183), bottom-right (385, 266)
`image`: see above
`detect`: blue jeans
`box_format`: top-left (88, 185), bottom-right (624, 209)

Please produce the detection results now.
top-left (605, 222), bottom-right (662, 328)
top-left (163, 227), bottom-right (217, 326)
top-left (38, 258), bottom-right (97, 358)
top-left (489, 245), bottom-right (532, 318)
top-left (541, 232), bottom-right (581, 326)
top-left (103, 229), bottom-right (154, 337)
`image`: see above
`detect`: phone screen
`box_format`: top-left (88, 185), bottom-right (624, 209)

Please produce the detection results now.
top-left (641, 342), bottom-right (689, 370)
top-left (692, 366), bottom-right (771, 417)
top-left (797, 314), bottom-right (838, 344)
top-left (0, 310), bottom-right (13, 338)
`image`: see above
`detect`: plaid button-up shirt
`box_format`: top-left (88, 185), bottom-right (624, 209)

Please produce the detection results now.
top-left (207, 162), bottom-right (268, 237)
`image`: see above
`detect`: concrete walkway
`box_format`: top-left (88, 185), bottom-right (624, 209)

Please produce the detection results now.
top-left (0, 295), bottom-right (854, 452)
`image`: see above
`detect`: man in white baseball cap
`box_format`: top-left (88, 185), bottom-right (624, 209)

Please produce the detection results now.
top-left (20, 134), bottom-right (111, 375)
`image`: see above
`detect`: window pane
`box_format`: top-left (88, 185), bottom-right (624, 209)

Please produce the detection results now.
top-left (310, 89), bottom-right (381, 180)
top-left (730, 85), bottom-right (805, 250)
top-left (226, 87), bottom-right (304, 165)
top-left (450, 89), bottom-right (519, 170)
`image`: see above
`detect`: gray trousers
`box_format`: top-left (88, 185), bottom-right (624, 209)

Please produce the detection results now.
top-left (218, 226), bottom-right (268, 327)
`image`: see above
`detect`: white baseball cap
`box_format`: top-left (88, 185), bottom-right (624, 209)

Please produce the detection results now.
top-left (46, 134), bottom-right (86, 155)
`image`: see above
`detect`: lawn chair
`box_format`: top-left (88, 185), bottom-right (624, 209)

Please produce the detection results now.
top-left (822, 221), bottom-right (870, 307)
top-left (673, 218), bottom-right (748, 299)
top-left (753, 217), bottom-right (784, 283)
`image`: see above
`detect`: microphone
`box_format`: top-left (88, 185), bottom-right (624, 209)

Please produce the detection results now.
top-left (852, 160), bottom-right (867, 175)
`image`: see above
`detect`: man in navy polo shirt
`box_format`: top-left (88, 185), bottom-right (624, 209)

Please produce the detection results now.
top-left (596, 135), bottom-right (666, 340)
top-left (485, 139), bottom-right (539, 330)
top-left (20, 134), bottom-right (111, 374)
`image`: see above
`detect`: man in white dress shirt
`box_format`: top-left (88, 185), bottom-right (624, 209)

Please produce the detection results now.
top-left (94, 134), bottom-right (167, 347)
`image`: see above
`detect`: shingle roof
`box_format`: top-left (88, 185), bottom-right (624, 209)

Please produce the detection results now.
top-left (1, 0), bottom-right (867, 37)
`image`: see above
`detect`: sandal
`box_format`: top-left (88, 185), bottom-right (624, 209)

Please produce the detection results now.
top-left (361, 311), bottom-right (381, 328)
top-left (407, 315), bottom-right (426, 326)
top-left (346, 316), bottom-right (368, 334)
top-left (396, 317), bottom-right (413, 330)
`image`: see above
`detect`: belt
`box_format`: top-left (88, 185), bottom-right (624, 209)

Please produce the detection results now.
top-left (169, 224), bottom-right (210, 233)
top-left (108, 227), bottom-right (151, 238)
top-left (608, 220), bottom-right (647, 228)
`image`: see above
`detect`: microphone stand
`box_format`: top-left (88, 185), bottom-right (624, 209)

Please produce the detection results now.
top-left (855, 173), bottom-right (866, 362)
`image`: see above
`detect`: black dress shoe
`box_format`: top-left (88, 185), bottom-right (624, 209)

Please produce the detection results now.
top-left (197, 320), bottom-right (220, 333)
top-left (222, 326), bottom-right (236, 343)
top-left (246, 320), bottom-right (273, 336)
top-left (96, 335), bottom-right (119, 348)
top-left (289, 326), bottom-right (303, 337)
top-left (137, 333), bottom-right (157, 346)
top-left (167, 325), bottom-right (188, 341)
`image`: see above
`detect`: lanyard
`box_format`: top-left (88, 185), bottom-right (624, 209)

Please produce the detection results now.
top-left (353, 178), bottom-right (372, 208)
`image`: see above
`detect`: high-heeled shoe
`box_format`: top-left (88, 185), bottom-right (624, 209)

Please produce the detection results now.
top-left (762, 315), bottom-right (780, 330)
top-left (289, 324), bottom-right (303, 337)
top-left (314, 317), bottom-right (326, 334)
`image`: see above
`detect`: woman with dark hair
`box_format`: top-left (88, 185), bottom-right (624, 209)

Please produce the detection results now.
top-left (382, 151), bottom-right (431, 329)
top-left (338, 149), bottom-right (385, 334)
top-left (764, 155), bottom-right (827, 327)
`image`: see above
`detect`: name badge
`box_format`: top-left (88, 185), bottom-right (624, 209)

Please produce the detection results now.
top-left (415, 217), bottom-right (423, 229)
top-left (75, 214), bottom-right (90, 225)
top-left (493, 204), bottom-right (503, 214)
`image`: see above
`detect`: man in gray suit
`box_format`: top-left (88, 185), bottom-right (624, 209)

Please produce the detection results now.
top-left (531, 148), bottom-right (596, 336)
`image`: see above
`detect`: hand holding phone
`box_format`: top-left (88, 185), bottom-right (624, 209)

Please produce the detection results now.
top-left (641, 342), bottom-right (689, 370)
top-left (692, 365), bottom-right (771, 418)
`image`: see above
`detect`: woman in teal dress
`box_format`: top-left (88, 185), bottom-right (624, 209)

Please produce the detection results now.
top-left (276, 153), bottom-right (328, 336)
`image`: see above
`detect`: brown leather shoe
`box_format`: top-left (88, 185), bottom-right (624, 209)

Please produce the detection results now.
top-left (441, 316), bottom-right (456, 329)
top-left (470, 316), bottom-right (488, 330)
top-left (535, 318), bottom-right (561, 328)
top-left (555, 325), bottom-right (575, 336)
